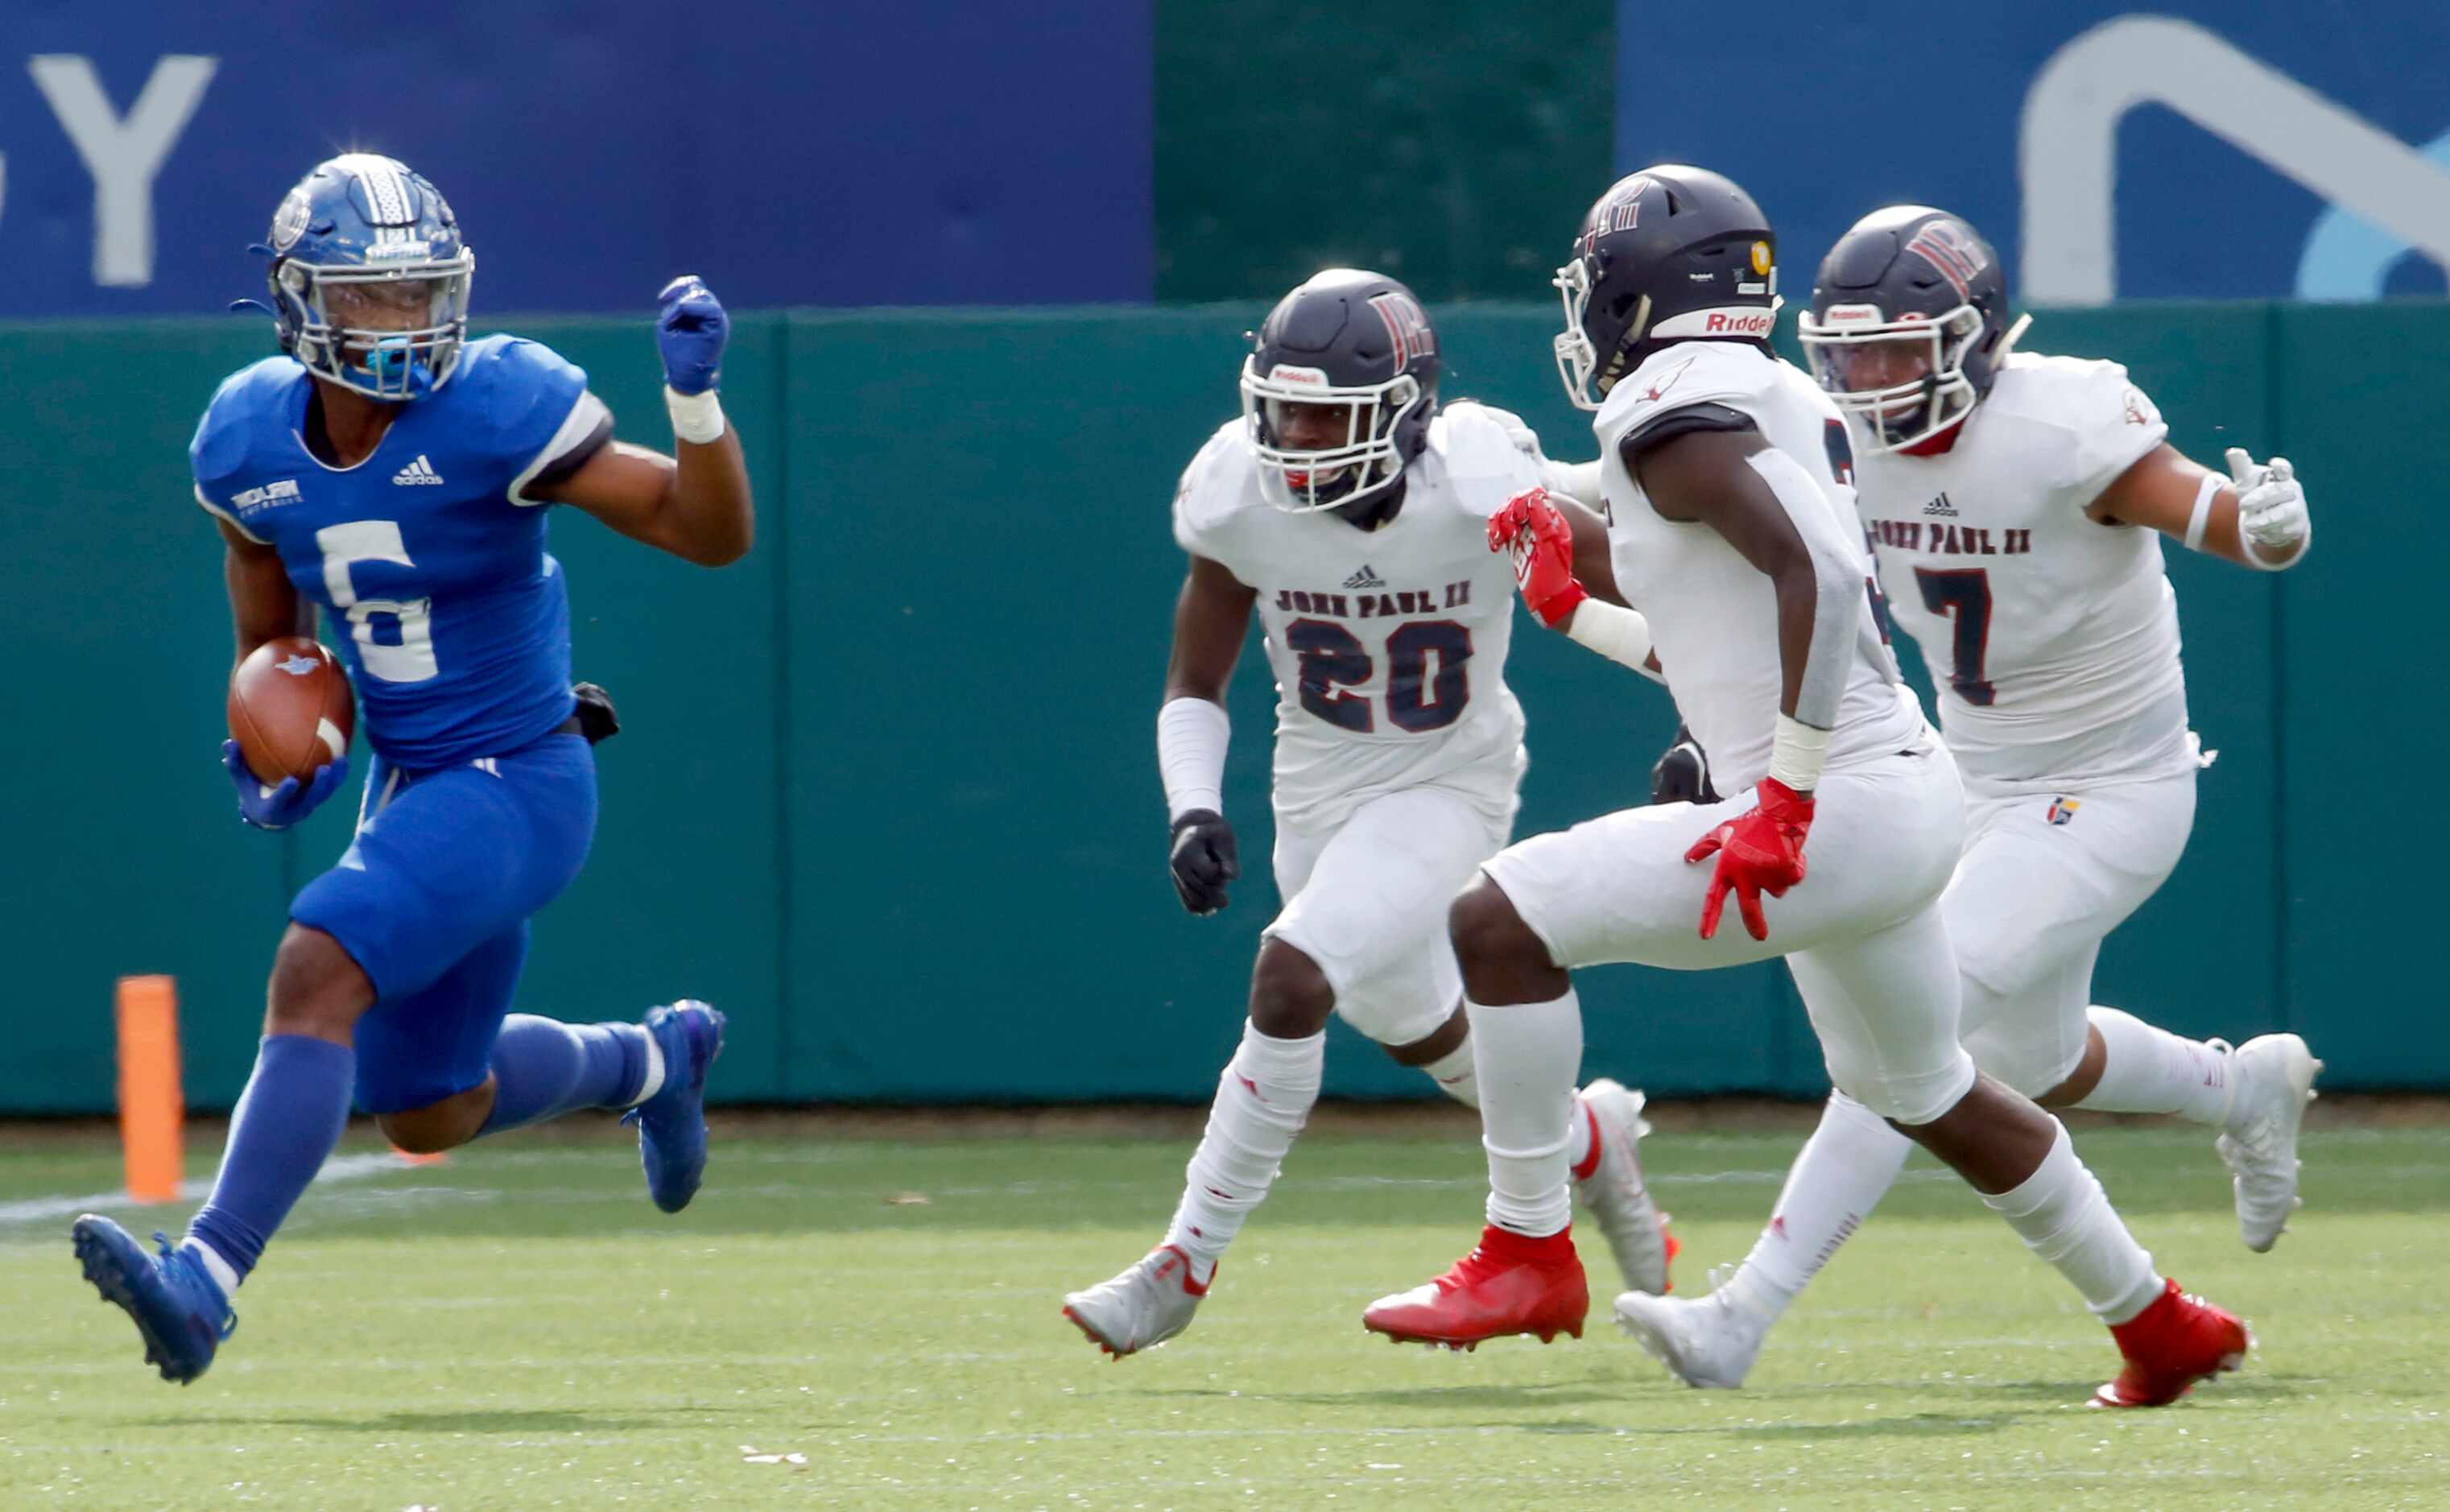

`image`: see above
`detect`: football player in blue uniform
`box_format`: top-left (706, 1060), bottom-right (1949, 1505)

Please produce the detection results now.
top-left (70, 154), bottom-right (756, 1384)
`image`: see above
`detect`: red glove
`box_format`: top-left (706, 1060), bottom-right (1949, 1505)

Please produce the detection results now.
top-left (1684, 777), bottom-right (1814, 941)
top-left (1485, 486), bottom-right (1589, 629)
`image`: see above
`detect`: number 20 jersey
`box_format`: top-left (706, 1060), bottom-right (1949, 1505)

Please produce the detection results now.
top-left (1171, 402), bottom-right (1539, 832)
top-left (1853, 353), bottom-right (2187, 791)
top-left (190, 335), bottom-right (613, 771)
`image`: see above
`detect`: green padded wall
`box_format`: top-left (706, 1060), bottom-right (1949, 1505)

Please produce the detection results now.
top-left (0, 300), bottom-right (2433, 1111)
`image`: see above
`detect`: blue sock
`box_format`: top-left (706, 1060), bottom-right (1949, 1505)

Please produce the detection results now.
top-left (185, 1034), bottom-right (357, 1285)
top-left (477, 1015), bottom-right (651, 1136)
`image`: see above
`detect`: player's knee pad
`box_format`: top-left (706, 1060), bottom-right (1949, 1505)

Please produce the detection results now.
top-left (1247, 938), bottom-right (1336, 1039)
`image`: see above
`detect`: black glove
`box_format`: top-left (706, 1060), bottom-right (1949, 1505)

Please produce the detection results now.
top-left (1651, 725), bottom-right (1721, 806)
top-left (1168, 809), bottom-right (1240, 915)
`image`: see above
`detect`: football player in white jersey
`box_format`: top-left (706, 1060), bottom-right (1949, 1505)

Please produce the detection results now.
top-left (1614, 206), bottom-right (2318, 1393)
top-left (1361, 168), bottom-right (2250, 1409)
top-left (1060, 270), bottom-right (1674, 1359)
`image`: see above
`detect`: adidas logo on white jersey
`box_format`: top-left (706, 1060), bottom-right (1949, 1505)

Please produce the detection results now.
top-left (393, 454), bottom-right (444, 486)
top-left (1920, 491), bottom-right (1958, 518)
top-left (1343, 564), bottom-right (1386, 589)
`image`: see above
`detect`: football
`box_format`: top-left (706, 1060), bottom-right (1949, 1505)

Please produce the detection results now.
top-left (227, 636), bottom-right (355, 785)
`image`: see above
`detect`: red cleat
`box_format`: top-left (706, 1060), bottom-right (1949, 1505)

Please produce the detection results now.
top-left (1362, 1225), bottom-right (1589, 1349)
top-left (2090, 1278), bottom-right (2253, 1407)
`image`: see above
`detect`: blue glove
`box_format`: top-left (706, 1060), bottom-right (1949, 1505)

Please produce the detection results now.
top-left (222, 741), bottom-right (350, 831)
top-left (655, 275), bottom-right (728, 395)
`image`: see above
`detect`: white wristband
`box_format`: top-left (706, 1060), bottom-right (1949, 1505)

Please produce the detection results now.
top-left (2241, 518), bottom-right (2309, 572)
top-left (2181, 471), bottom-right (2220, 554)
top-left (1563, 598), bottom-right (1655, 676)
top-left (664, 385), bottom-right (727, 445)
top-left (1766, 713), bottom-right (1831, 793)
top-left (1157, 696), bottom-right (1231, 820)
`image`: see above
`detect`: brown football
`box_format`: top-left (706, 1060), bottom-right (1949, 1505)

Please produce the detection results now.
top-left (228, 636), bottom-right (356, 785)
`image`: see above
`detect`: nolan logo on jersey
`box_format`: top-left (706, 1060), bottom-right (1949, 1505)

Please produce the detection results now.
top-left (1275, 580), bottom-right (1473, 619)
top-left (230, 478), bottom-right (300, 513)
top-left (1870, 518), bottom-right (2033, 556)
top-left (392, 455), bottom-right (445, 485)
top-left (1343, 564), bottom-right (1388, 590)
top-left (1921, 493), bottom-right (1960, 517)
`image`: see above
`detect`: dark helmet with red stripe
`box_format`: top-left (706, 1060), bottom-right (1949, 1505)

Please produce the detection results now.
top-left (1240, 268), bottom-right (1441, 526)
top-left (1798, 206), bottom-right (2028, 455)
top-left (1552, 166), bottom-right (1780, 411)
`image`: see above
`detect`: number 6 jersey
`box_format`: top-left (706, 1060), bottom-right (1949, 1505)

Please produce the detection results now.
top-left (1172, 402), bottom-right (1541, 832)
top-left (190, 335), bottom-right (614, 770)
top-left (1854, 353), bottom-right (2188, 791)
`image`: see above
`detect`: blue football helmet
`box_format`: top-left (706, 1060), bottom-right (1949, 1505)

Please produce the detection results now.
top-left (257, 154), bottom-right (475, 400)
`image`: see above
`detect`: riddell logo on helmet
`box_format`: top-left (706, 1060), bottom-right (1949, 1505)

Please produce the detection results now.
top-left (1704, 311), bottom-right (1774, 336)
top-left (1268, 364), bottom-right (1329, 386)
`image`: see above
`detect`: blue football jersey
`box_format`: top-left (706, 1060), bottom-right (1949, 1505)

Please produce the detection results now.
top-left (191, 335), bottom-right (613, 770)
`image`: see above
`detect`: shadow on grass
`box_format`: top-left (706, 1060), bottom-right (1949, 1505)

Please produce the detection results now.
top-left (129, 1405), bottom-right (751, 1435)
top-left (1155, 1382), bottom-right (1628, 1412)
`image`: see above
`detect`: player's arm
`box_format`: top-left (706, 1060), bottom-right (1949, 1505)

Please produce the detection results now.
top-left (2088, 444), bottom-right (2311, 571)
top-left (212, 514), bottom-right (347, 827)
top-left (1634, 420), bottom-right (1849, 941)
top-left (1486, 487), bottom-right (1663, 681)
top-left (535, 276), bottom-right (754, 567)
top-left (218, 517), bottom-right (311, 664)
top-left (1159, 553), bottom-right (1257, 916)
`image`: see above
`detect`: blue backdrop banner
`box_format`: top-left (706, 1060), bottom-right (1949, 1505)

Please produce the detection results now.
top-left (0, 1), bottom-right (1154, 319)
top-left (1617, 5), bottom-right (2450, 304)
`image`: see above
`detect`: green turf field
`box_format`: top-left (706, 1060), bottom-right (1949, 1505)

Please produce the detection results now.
top-left (2, 1115), bottom-right (2443, 1509)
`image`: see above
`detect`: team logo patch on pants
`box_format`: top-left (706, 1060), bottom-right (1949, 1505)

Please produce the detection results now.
top-left (2047, 796), bottom-right (2081, 827)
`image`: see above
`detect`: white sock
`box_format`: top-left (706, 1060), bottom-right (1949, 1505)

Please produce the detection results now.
top-left (1161, 1022), bottom-right (1324, 1283)
top-left (1469, 990), bottom-right (1582, 1237)
top-left (1417, 1039), bottom-right (1479, 1108)
top-left (2076, 1006), bottom-right (2233, 1125)
top-left (1729, 1091), bottom-right (1911, 1319)
top-left (180, 1237), bottom-right (241, 1297)
top-left (1979, 1120), bottom-right (2163, 1324)
top-left (1565, 1093), bottom-right (1594, 1174)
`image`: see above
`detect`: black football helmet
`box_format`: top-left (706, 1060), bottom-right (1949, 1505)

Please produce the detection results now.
top-left (1241, 268), bottom-right (1441, 527)
top-left (1797, 206), bottom-right (2029, 454)
top-left (1553, 166), bottom-right (1779, 411)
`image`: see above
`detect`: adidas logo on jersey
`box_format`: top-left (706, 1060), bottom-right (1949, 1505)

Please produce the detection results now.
top-left (1343, 564), bottom-right (1387, 589)
top-left (393, 454), bottom-right (444, 485)
top-left (1921, 492), bottom-right (1958, 518)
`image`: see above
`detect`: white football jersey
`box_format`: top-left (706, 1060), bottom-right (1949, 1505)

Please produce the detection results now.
top-left (1593, 342), bottom-right (1927, 792)
top-left (1172, 401), bottom-right (1539, 832)
top-left (1855, 353), bottom-right (2190, 790)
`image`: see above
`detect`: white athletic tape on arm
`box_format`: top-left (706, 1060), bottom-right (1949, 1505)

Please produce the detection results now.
top-left (1767, 713), bottom-right (1832, 794)
top-left (1564, 597), bottom-right (1655, 674)
top-left (1157, 696), bottom-right (1231, 820)
top-left (664, 385), bottom-right (727, 445)
top-left (2182, 471), bottom-right (2221, 554)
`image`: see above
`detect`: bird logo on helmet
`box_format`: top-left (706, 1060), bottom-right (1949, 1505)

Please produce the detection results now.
top-left (1240, 269), bottom-right (1442, 527)
top-left (1796, 206), bottom-right (2032, 455)
top-left (247, 154), bottom-right (477, 402)
top-left (1552, 165), bottom-right (1781, 411)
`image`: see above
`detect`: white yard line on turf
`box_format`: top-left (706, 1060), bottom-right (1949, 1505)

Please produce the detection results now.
top-left (0, 1150), bottom-right (411, 1228)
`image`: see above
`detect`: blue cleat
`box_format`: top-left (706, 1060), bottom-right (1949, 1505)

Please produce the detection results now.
top-left (623, 1000), bottom-right (725, 1213)
top-left (70, 1216), bottom-right (236, 1385)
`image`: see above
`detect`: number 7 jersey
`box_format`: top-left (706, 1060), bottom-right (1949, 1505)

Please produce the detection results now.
top-left (190, 335), bottom-right (614, 770)
top-left (1855, 353), bottom-right (2189, 789)
top-left (1171, 402), bottom-right (1539, 832)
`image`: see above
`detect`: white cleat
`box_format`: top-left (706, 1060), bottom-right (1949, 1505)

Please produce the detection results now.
top-left (1063, 1246), bottom-right (1209, 1359)
top-left (1613, 1270), bottom-right (1773, 1390)
top-left (1572, 1080), bottom-right (1677, 1297)
top-left (2217, 1034), bottom-right (2322, 1253)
